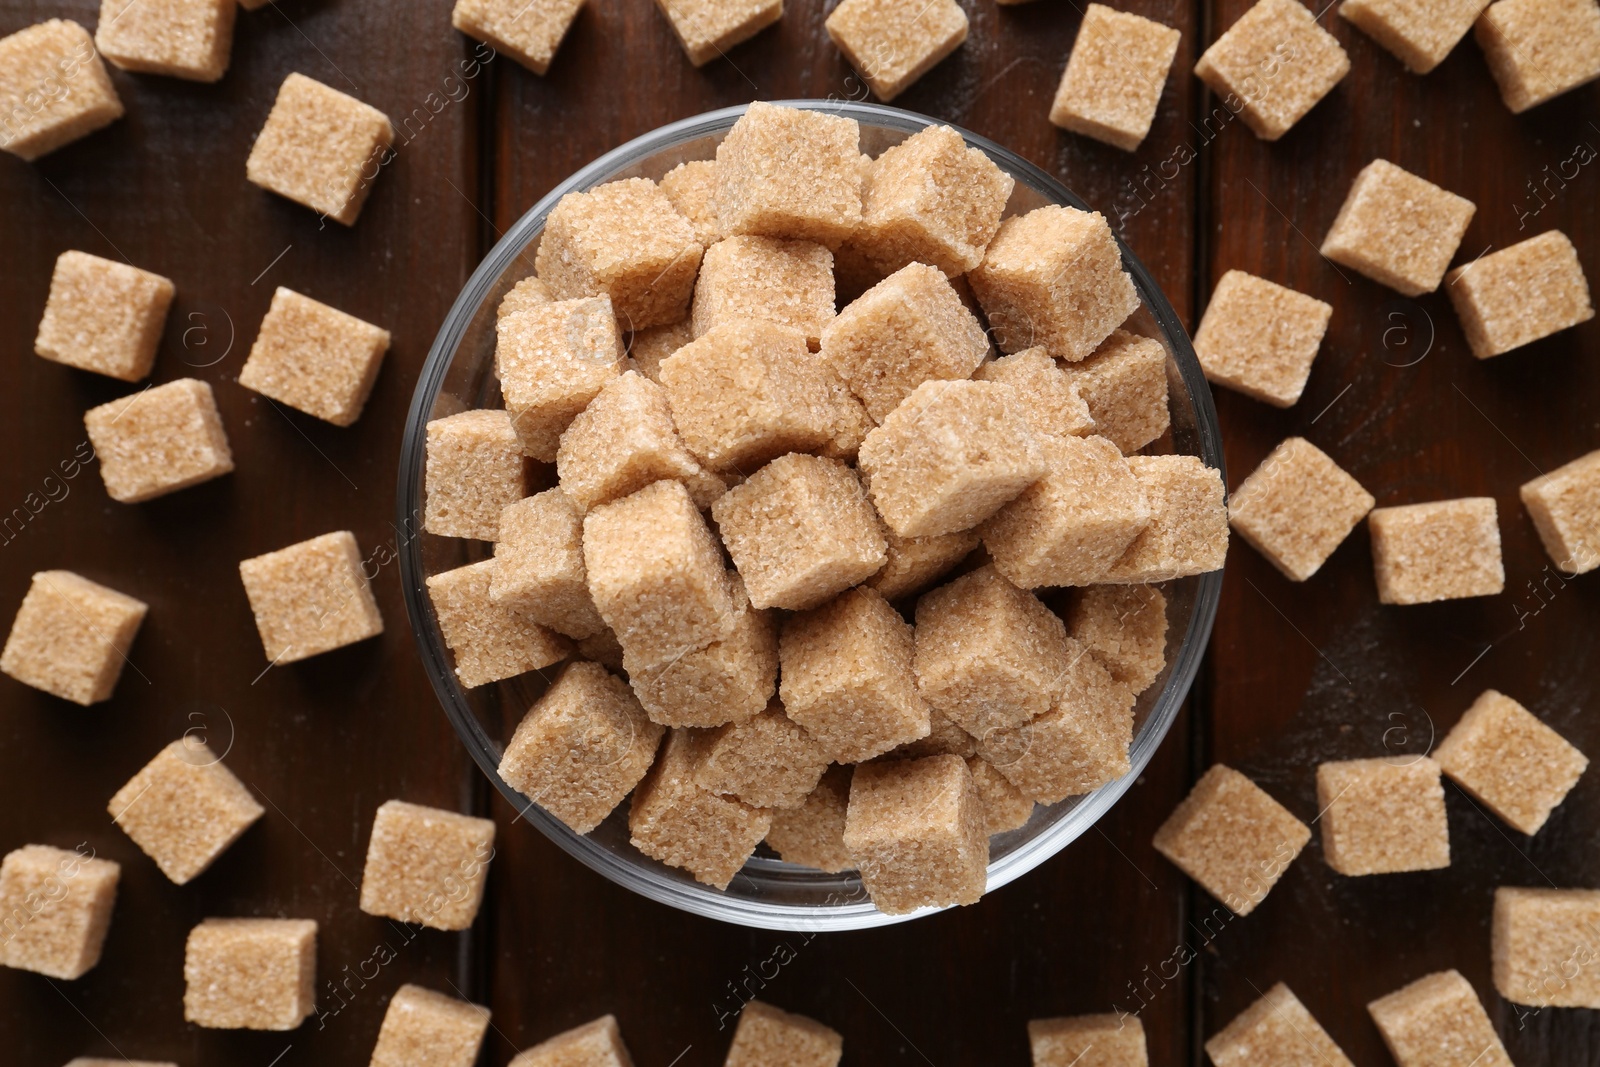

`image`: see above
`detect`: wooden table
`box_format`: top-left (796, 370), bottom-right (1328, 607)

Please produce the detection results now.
top-left (1, 0), bottom-right (1596, 1062)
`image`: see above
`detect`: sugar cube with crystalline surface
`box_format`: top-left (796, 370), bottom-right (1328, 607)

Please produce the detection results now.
top-left (1320, 159), bottom-right (1476, 296)
top-left (844, 754), bottom-right (988, 914)
top-left (725, 1001), bottom-right (843, 1067)
top-left (1339, 0), bottom-right (1489, 71)
top-left (824, 0), bottom-right (969, 102)
top-left (766, 765), bottom-right (854, 871)
top-left (0, 845), bottom-right (119, 979)
top-left (1029, 1014), bottom-right (1148, 1067)
top-left (239, 287), bottom-right (392, 426)
top-left (629, 729), bottom-right (772, 888)
top-left (182, 918), bottom-right (316, 1030)
top-left (492, 489), bottom-right (608, 639)
top-left (1194, 0), bottom-right (1351, 140)
top-left (1521, 448), bottom-right (1600, 574)
top-left (0, 21), bottom-right (123, 161)
top-left (1474, 0), bottom-right (1600, 112)
top-left (1100, 456), bottom-right (1228, 584)
top-left (451, 0), bottom-right (583, 75)
top-left (713, 102), bottom-right (863, 246)
top-left (238, 531), bottom-right (384, 663)
top-left (1446, 230), bottom-right (1593, 359)
top-left (1205, 984), bottom-right (1355, 1067)
top-left (1192, 271), bottom-right (1332, 407)
top-left (426, 560), bottom-right (570, 688)
top-left (96, 0), bottom-right (235, 82)
top-left (1434, 689), bottom-right (1587, 835)
top-left (359, 800), bottom-right (495, 931)
top-left (1367, 970), bottom-right (1512, 1067)
top-left (1316, 756), bottom-right (1450, 875)
top-left (692, 235), bottom-right (835, 348)
top-left (1060, 330), bottom-right (1170, 454)
top-left (1368, 498), bottom-right (1504, 604)
top-left (1493, 886), bottom-right (1600, 1007)
top-left (108, 739), bottom-right (264, 885)
top-left (369, 983), bottom-right (491, 1067)
top-left (246, 73), bottom-right (393, 225)
top-left (496, 295), bottom-right (626, 461)
top-left (425, 410), bottom-right (527, 540)
top-left (34, 251), bottom-right (172, 381)
top-left (1229, 437), bottom-right (1374, 581)
top-left (1050, 5), bottom-right (1181, 151)
top-left (1, 570), bottom-right (147, 705)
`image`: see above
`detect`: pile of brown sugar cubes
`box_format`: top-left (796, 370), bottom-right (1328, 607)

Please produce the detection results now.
top-left (419, 101), bottom-right (1227, 915)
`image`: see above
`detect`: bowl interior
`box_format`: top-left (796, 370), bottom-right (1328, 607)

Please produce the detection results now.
top-left (398, 101), bottom-right (1223, 932)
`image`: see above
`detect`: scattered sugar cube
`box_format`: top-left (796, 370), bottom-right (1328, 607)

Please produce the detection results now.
top-left (0, 845), bottom-right (119, 979)
top-left (972, 206), bottom-right (1138, 361)
top-left (1522, 448), bottom-right (1600, 574)
top-left (1475, 0), bottom-right (1600, 112)
top-left (766, 765), bottom-right (854, 871)
top-left (1321, 159), bottom-right (1476, 296)
top-left (583, 480), bottom-right (738, 667)
top-left (1367, 970), bottom-right (1511, 1067)
top-left (1340, 0), bottom-right (1488, 72)
top-left (0, 20), bottom-right (122, 162)
top-left (1493, 886), bottom-right (1600, 1007)
top-left (1050, 5), bottom-right (1181, 151)
top-left (726, 1001), bottom-right (843, 1067)
top-left (697, 702), bottom-right (830, 808)
top-left (660, 160), bottom-right (723, 245)
top-left (424, 410), bottom-right (527, 540)
top-left (843, 754), bottom-right (987, 914)
top-left (895, 708), bottom-right (978, 759)
top-left (536, 178), bottom-right (703, 331)
top-left (713, 102), bottom-right (863, 247)
top-left (246, 73), bottom-right (394, 225)
top-left (493, 490), bottom-right (607, 639)
top-left (1205, 984), bottom-right (1354, 1067)
top-left (108, 739), bottom-right (264, 885)
top-left (1194, 0), bottom-right (1351, 141)
top-left (359, 800), bottom-right (495, 930)
top-left (1029, 1014), bottom-right (1147, 1067)
top-left (629, 729), bottom-right (772, 888)
top-left (496, 295), bottom-right (626, 460)
top-left (84, 379), bottom-right (234, 504)
top-left (825, 0), bottom-right (969, 102)
top-left (1368, 497), bottom-right (1504, 605)
top-left (1, 570), bottom-right (147, 705)
top-left (1192, 271), bottom-right (1331, 408)
top-left (628, 319), bottom-right (695, 383)
top-left (1447, 230), bottom-right (1594, 359)
top-left (556, 371), bottom-right (712, 512)
top-left (370, 983), bottom-right (491, 1067)
top-left (866, 528), bottom-right (979, 601)
top-left (1316, 756), bottom-right (1450, 876)
top-left (1229, 437), bottom-right (1374, 581)
top-left (1067, 584), bottom-right (1168, 694)
top-left (1100, 455), bottom-right (1228, 583)
top-left (1152, 764), bottom-right (1309, 915)
top-left (967, 756), bottom-right (1034, 835)
top-left (711, 454), bottom-right (887, 611)
top-left (35, 250), bottom-right (174, 382)
top-left (780, 587), bottom-right (930, 763)
top-left (654, 0), bottom-right (781, 66)
top-left (426, 560), bottom-right (570, 688)
top-left (451, 0), bottom-right (583, 75)
top-left (1435, 689), bottom-right (1588, 835)
top-left (238, 530), bottom-right (384, 664)
top-left (96, 0), bottom-right (235, 82)
top-left (499, 275), bottom-right (553, 319)
top-left (693, 236), bottom-right (835, 347)
top-left (823, 263), bottom-right (989, 422)
top-left (510, 1015), bottom-right (634, 1067)
top-left (1060, 330), bottom-right (1170, 454)
top-left (981, 435), bottom-right (1150, 588)
top-left (240, 287), bottom-right (392, 426)
top-left (975, 350), bottom-right (1096, 440)
top-left (184, 918), bottom-right (315, 1030)
top-left (624, 578), bottom-right (777, 727)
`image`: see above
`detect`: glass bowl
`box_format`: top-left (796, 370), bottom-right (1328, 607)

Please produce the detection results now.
top-left (398, 100), bottom-right (1224, 932)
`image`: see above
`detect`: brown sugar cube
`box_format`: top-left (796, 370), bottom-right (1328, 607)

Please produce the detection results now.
top-left (183, 917), bottom-right (315, 1030)
top-left (497, 295), bottom-right (626, 461)
top-left (556, 371), bottom-right (714, 512)
top-left (425, 410), bottom-right (528, 540)
top-left (1206, 984), bottom-right (1355, 1067)
top-left (1447, 230), bottom-right (1594, 359)
top-left (238, 530), bottom-right (384, 664)
top-left (240, 287), bottom-right (392, 426)
top-left (35, 251), bottom-right (173, 382)
top-left (913, 566), bottom-right (1076, 736)
top-left (1152, 764), bottom-right (1309, 915)
top-left (246, 73), bottom-right (393, 225)
top-left (83, 378), bottom-right (233, 504)
top-left (630, 729), bottom-right (772, 888)
top-left (108, 739), bottom-right (264, 885)
top-left (866, 528), bottom-right (979, 601)
top-left (895, 708), bottom-right (978, 759)
top-left (823, 264), bottom-right (989, 422)
top-left (1029, 1014), bottom-right (1147, 1066)
top-left (1340, 0), bottom-right (1488, 72)
top-left (1050, 5), bottom-right (1181, 152)
top-left (500, 662), bottom-right (663, 832)
top-left (693, 236), bottom-right (835, 348)
top-left (0, 21), bottom-right (123, 162)
top-left (1368, 497), bottom-right (1504, 605)
top-left (511, 1015), bottom-right (635, 1067)
top-left (1321, 160), bottom-right (1476, 296)
top-left (697, 701), bottom-right (830, 809)
top-left (498, 275), bottom-right (553, 319)
top-left (660, 160), bottom-right (723, 246)
top-left (624, 579), bottom-right (777, 728)
top-left (1067, 584), bottom-right (1168, 694)
top-left (1522, 448), bottom-right (1600, 574)
top-left (825, 0), bottom-right (969, 102)
top-left (1316, 756), bottom-right (1450, 876)
top-left (1, 570), bottom-right (147, 706)
top-left (1435, 689), bottom-right (1588, 835)
top-left (766, 765), bottom-right (854, 871)
top-left (1101, 455), bottom-right (1228, 584)
top-left (713, 102), bottom-right (863, 247)
top-left (492, 490), bottom-right (607, 639)
top-left (426, 560), bottom-right (570, 688)
top-left (980, 435), bottom-right (1150, 589)
top-left (655, 0), bottom-right (781, 66)
top-left (726, 1001), bottom-right (843, 1067)
top-left (844, 124), bottom-right (1014, 279)
top-left (96, 0), bottom-right (234, 82)
top-left (0, 845), bottom-right (119, 979)
top-left (535, 178), bottom-right (703, 331)
top-left (451, 0), bottom-right (583, 75)
top-left (1367, 970), bottom-right (1512, 1067)
top-left (975, 350), bottom-right (1096, 440)
top-left (628, 319), bottom-right (695, 383)
top-left (1229, 437), bottom-right (1374, 581)
top-left (1060, 330), bottom-right (1170, 454)
top-left (843, 754), bottom-right (987, 914)
top-left (1194, 0), bottom-right (1351, 141)
top-left (1193, 271), bottom-right (1332, 407)
top-left (359, 800), bottom-right (495, 930)
top-left (370, 984), bottom-right (491, 1067)
top-left (968, 756), bottom-right (1034, 835)
top-left (977, 643), bottom-right (1134, 803)
top-left (1475, 0), bottom-right (1600, 111)
top-left (1493, 886), bottom-right (1600, 1007)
